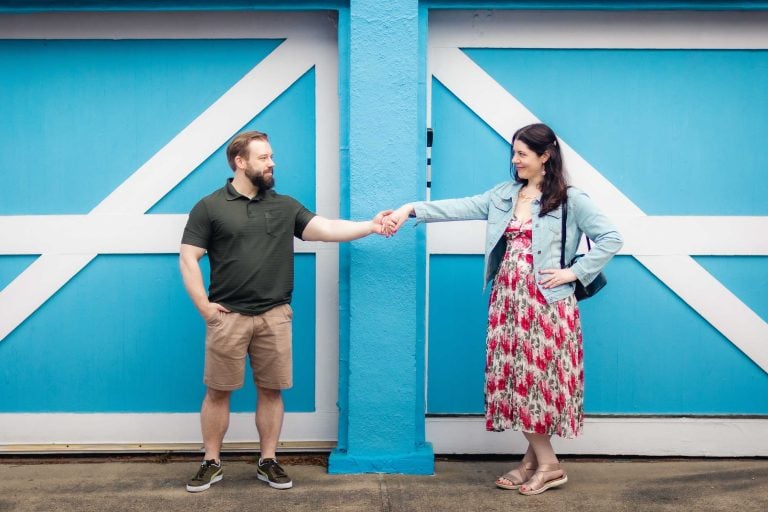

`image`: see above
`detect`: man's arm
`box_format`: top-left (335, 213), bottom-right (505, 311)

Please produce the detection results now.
top-left (301, 210), bottom-right (391, 242)
top-left (179, 243), bottom-right (230, 321)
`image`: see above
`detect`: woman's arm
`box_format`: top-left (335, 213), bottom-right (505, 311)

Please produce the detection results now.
top-left (568, 190), bottom-right (624, 285)
top-left (385, 189), bottom-right (495, 234)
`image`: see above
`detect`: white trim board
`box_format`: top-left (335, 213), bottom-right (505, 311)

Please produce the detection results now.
top-left (0, 412), bottom-right (338, 448)
top-left (429, 10), bottom-right (768, 49)
top-left (427, 416), bottom-right (768, 457)
top-left (426, 217), bottom-right (768, 256)
top-left (0, 11), bottom-right (337, 41)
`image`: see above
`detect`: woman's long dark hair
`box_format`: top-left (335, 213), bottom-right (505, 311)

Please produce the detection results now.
top-left (511, 123), bottom-right (568, 216)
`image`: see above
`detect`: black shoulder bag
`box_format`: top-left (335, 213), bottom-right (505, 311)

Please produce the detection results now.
top-left (560, 199), bottom-right (607, 301)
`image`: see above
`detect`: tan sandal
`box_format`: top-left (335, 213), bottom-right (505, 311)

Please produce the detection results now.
top-left (495, 461), bottom-right (537, 490)
top-left (518, 463), bottom-right (568, 495)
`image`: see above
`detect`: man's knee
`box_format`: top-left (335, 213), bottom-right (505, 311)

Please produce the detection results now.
top-left (257, 387), bottom-right (282, 402)
top-left (206, 387), bottom-right (232, 403)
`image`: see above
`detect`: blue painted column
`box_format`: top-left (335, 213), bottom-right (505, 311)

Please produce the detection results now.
top-left (329, 0), bottom-right (433, 474)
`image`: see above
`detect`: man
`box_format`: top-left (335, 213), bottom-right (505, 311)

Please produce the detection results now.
top-left (180, 131), bottom-right (388, 492)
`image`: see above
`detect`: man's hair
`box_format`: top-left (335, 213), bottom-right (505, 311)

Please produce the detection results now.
top-left (226, 131), bottom-right (269, 171)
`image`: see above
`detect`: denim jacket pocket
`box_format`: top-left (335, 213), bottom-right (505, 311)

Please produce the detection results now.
top-left (490, 194), bottom-right (512, 212)
top-left (542, 210), bottom-right (563, 235)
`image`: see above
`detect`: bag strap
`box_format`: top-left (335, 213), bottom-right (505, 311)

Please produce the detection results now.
top-left (560, 199), bottom-right (567, 269)
top-left (560, 197), bottom-right (591, 270)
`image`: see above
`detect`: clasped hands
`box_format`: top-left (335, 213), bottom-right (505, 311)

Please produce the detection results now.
top-left (370, 204), bottom-right (414, 238)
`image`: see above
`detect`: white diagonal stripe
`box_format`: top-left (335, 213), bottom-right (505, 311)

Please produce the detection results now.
top-left (429, 46), bottom-right (768, 373)
top-left (0, 38), bottom-right (317, 342)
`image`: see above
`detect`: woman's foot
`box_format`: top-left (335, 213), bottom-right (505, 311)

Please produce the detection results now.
top-left (495, 461), bottom-right (537, 490)
top-left (518, 463), bottom-right (568, 495)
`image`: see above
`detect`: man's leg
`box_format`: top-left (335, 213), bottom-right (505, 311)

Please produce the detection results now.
top-left (202, 387), bottom-right (232, 462)
top-left (255, 386), bottom-right (292, 489)
top-left (255, 386), bottom-right (284, 460)
top-left (187, 387), bottom-right (230, 492)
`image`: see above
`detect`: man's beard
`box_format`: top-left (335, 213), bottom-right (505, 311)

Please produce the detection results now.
top-left (246, 168), bottom-right (275, 191)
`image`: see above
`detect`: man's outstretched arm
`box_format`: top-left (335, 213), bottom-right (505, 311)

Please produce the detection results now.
top-left (301, 210), bottom-right (392, 242)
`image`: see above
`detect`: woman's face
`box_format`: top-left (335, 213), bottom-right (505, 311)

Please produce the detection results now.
top-left (511, 139), bottom-right (548, 183)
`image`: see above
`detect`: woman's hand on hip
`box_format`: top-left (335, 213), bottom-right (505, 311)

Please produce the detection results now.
top-left (538, 268), bottom-right (577, 289)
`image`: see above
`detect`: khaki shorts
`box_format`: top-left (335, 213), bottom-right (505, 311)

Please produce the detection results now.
top-left (204, 304), bottom-right (293, 391)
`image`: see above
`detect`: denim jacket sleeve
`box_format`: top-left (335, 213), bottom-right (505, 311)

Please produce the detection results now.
top-left (567, 188), bottom-right (624, 286)
top-left (411, 190), bottom-right (492, 222)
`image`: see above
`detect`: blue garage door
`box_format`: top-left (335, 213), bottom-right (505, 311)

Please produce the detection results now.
top-left (425, 10), bottom-right (768, 455)
top-left (0, 12), bottom-right (339, 448)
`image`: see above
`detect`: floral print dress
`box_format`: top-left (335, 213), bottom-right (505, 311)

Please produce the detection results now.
top-left (485, 217), bottom-right (584, 438)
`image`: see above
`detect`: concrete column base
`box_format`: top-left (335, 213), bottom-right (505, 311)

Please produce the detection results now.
top-left (328, 443), bottom-right (434, 475)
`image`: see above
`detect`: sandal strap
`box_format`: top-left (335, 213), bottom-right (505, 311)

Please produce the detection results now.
top-left (499, 461), bottom-right (537, 484)
top-left (535, 463), bottom-right (563, 472)
top-left (521, 464), bottom-right (566, 492)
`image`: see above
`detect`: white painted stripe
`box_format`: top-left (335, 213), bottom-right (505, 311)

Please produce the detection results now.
top-left (0, 39), bottom-right (317, 342)
top-left (429, 47), bottom-right (768, 372)
top-left (0, 412), bottom-right (338, 446)
top-left (0, 11), bottom-right (337, 41)
top-left (425, 217), bottom-right (768, 256)
top-left (429, 10), bottom-right (768, 49)
top-left (311, 27), bottom-right (341, 415)
top-left (0, 215), bottom-right (326, 254)
top-left (426, 416), bottom-right (768, 456)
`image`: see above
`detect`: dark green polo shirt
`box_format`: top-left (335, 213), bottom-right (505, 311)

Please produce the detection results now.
top-left (182, 179), bottom-right (316, 315)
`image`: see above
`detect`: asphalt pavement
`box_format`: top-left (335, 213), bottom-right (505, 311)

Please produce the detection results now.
top-left (1, 455), bottom-right (766, 512)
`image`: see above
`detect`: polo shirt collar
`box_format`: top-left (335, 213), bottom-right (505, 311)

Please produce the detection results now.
top-left (224, 178), bottom-right (276, 201)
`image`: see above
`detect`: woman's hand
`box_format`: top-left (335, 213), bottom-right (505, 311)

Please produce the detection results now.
top-left (382, 204), bottom-right (414, 236)
top-left (538, 268), bottom-right (577, 289)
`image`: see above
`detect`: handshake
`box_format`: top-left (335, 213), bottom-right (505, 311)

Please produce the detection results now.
top-left (371, 203), bottom-right (415, 238)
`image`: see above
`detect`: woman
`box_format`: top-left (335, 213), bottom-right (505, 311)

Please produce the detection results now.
top-left (385, 123), bottom-right (623, 495)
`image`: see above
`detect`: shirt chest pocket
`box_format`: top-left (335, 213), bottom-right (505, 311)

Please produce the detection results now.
top-left (264, 210), bottom-right (286, 237)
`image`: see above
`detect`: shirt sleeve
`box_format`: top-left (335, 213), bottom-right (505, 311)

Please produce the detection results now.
top-left (293, 200), bottom-right (317, 240)
top-left (181, 199), bottom-right (212, 249)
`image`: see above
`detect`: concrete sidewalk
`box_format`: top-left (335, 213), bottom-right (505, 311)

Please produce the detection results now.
top-left (1, 456), bottom-right (766, 512)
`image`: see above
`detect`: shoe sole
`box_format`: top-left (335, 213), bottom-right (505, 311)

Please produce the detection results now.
top-left (186, 474), bottom-right (223, 493)
top-left (519, 474), bottom-right (568, 496)
top-left (495, 480), bottom-right (522, 490)
top-left (257, 473), bottom-right (293, 489)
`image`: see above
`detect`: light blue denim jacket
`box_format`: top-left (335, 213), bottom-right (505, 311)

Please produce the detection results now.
top-left (412, 180), bottom-right (624, 303)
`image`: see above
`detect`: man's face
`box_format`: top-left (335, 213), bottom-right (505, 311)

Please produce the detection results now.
top-left (241, 139), bottom-right (275, 190)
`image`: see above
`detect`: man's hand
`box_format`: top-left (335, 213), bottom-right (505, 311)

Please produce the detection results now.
top-left (372, 209), bottom-right (395, 237)
top-left (200, 301), bottom-right (231, 322)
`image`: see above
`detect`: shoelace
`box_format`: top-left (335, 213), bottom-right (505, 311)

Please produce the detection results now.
top-left (260, 460), bottom-right (286, 477)
top-left (195, 461), bottom-right (218, 479)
